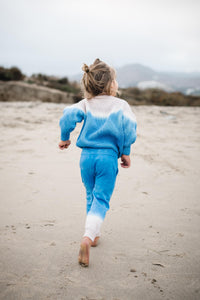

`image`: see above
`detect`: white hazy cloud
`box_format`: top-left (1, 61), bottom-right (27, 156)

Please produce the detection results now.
top-left (0, 0), bottom-right (200, 76)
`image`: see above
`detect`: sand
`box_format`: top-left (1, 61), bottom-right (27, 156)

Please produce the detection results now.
top-left (0, 101), bottom-right (200, 300)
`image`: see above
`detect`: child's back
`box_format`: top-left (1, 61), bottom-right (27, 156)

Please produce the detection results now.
top-left (60, 94), bottom-right (137, 157)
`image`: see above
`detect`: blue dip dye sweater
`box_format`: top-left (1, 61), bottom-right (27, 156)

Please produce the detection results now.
top-left (59, 95), bottom-right (137, 157)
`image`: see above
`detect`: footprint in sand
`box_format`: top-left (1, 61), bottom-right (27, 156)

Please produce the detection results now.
top-left (150, 278), bottom-right (163, 293)
top-left (50, 242), bottom-right (56, 246)
top-left (42, 220), bottom-right (56, 227)
top-left (139, 271), bottom-right (164, 294)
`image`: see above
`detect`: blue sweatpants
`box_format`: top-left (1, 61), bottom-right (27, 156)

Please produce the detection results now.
top-left (80, 149), bottom-right (118, 241)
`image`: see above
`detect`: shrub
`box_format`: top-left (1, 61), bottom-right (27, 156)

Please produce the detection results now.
top-left (0, 66), bottom-right (24, 81)
top-left (58, 77), bottom-right (69, 85)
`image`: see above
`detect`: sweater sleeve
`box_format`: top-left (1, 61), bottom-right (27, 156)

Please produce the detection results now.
top-left (59, 100), bottom-right (85, 141)
top-left (122, 102), bottom-right (137, 155)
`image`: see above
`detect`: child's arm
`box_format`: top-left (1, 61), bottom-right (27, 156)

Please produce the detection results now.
top-left (59, 100), bottom-right (85, 148)
top-left (121, 102), bottom-right (137, 166)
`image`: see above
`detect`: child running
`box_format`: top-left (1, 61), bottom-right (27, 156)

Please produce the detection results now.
top-left (58, 58), bottom-right (137, 267)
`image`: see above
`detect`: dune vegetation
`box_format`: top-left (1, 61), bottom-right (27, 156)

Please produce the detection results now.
top-left (0, 67), bottom-right (199, 106)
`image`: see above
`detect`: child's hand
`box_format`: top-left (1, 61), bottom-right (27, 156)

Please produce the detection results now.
top-left (58, 140), bottom-right (71, 150)
top-left (120, 154), bottom-right (131, 168)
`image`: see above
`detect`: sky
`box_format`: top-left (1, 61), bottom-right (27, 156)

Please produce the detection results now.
top-left (0, 0), bottom-right (200, 77)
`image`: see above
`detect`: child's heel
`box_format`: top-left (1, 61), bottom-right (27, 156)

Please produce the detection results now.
top-left (78, 243), bottom-right (89, 267)
top-left (91, 236), bottom-right (100, 247)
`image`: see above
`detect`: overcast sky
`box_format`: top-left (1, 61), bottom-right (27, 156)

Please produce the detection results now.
top-left (0, 0), bottom-right (200, 76)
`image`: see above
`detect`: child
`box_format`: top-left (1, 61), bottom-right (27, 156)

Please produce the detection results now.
top-left (59, 58), bottom-right (137, 267)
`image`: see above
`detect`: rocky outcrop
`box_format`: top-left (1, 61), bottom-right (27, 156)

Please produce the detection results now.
top-left (0, 81), bottom-right (75, 103)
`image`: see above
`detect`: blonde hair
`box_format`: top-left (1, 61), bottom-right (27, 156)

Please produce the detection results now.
top-left (81, 58), bottom-right (116, 100)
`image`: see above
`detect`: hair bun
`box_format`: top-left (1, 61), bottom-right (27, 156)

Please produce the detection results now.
top-left (94, 58), bottom-right (101, 65)
top-left (82, 64), bottom-right (90, 73)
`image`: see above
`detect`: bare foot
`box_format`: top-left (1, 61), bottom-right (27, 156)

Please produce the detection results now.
top-left (78, 237), bottom-right (92, 267)
top-left (91, 236), bottom-right (100, 247)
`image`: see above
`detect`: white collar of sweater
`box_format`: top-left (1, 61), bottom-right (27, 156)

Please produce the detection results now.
top-left (83, 95), bottom-right (136, 122)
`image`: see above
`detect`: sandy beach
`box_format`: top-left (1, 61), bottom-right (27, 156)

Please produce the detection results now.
top-left (0, 101), bottom-right (200, 300)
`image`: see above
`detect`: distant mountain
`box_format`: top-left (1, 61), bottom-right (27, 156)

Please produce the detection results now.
top-left (69, 63), bottom-right (200, 95)
top-left (116, 63), bottom-right (156, 87)
top-left (116, 64), bottom-right (200, 95)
